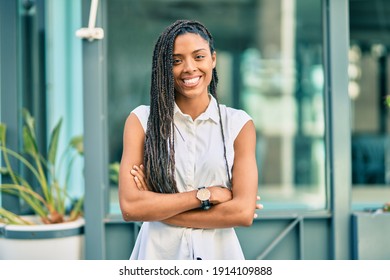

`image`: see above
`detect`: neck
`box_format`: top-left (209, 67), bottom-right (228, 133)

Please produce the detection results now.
top-left (175, 94), bottom-right (211, 120)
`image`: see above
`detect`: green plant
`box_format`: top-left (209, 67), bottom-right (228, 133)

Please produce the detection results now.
top-left (386, 95), bottom-right (390, 108)
top-left (0, 109), bottom-right (83, 225)
top-left (109, 161), bottom-right (120, 185)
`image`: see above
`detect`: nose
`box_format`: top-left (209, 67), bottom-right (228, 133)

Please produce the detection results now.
top-left (183, 58), bottom-right (196, 72)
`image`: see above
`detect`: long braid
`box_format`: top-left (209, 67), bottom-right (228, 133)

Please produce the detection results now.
top-left (209, 68), bottom-right (232, 187)
top-left (144, 20), bottom-right (231, 193)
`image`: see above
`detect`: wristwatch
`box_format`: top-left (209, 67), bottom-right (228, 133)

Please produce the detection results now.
top-left (196, 186), bottom-right (211, 210)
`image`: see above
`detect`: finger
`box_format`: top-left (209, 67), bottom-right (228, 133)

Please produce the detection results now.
top-left (130, 168), bottom-right (140, 179)
top-left (133, 166), bottom-right (146, 183)
top-left (254, 213), bottom-right (258, 219)
top-left (256, 203), bottom-right (264, 210)
top-left (131, 168), bottom-right (147, 191)
top-left (133, 176), bottom-right (144, 191)
top-left (136, 173), bottom-right (148, 190)
top-left (135, 165), bottom-right (146, 179)
top-left (131, 166), bottom-right (144, 179)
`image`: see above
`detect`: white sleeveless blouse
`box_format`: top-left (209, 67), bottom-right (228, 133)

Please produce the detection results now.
top-left (129, 96), bottom-right (251, 260)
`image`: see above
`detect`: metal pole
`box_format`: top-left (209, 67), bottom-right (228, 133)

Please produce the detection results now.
top-left (81, 0), bottom-right (108, 260)
top-left (323, 0), bottom-right (352, 259)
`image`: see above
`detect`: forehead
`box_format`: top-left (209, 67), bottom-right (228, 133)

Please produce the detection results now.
top-left (173, 33), bottom-right (210, 53)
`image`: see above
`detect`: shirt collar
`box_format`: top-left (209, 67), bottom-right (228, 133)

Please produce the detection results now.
top-left (174, 95), bottom-right (220, 124)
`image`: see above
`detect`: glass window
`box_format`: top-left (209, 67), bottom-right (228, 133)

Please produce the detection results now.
top-left (107, 0), bottom-right (326, 213)
top-left (349, 0), bottom-right (390, 210)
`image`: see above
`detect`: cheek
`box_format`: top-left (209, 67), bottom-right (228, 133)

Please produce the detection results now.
top-left (205, 66), bottom-right (214, 82)
top-left (205, 61), bottom-right (214, 76)
top-left (172, 69), bottom-right (181, 87)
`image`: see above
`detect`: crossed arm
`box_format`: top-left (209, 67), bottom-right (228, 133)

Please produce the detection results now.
top-left (118, 112), bottom-right (261, 229)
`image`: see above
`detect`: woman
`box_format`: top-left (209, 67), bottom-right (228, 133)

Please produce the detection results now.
top-left (119, 20), bottom-right (260, 260)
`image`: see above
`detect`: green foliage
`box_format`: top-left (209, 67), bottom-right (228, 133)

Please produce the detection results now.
top-left (0, 109), bottom-right (84, 225)
top-left (109, 161), bottom-right (120, 185)
top-left (385, 95), bottom-right (390, 108)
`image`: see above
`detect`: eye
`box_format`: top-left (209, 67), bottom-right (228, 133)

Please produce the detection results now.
top-left (195, 55), bottom-right (205, 60)
top-left (172, 58), bottom-right (182, 65)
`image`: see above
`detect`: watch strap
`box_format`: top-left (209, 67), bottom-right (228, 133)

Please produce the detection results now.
top-left (201, 199), bottom-right (211, 210)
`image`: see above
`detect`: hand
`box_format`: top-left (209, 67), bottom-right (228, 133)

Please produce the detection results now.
top-left (254, 195), bottom-right (264, 219)
top-left (130, 164), bottom-right (149, 191)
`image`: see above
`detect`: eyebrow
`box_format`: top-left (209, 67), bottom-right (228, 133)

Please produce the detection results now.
top-left (173, 48), bottom-right (208, 56)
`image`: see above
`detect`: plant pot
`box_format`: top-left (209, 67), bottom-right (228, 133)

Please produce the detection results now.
top-left (0, 216), bottom-right (85, 260)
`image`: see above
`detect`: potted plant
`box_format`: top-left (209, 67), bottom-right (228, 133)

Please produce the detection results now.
top-left (0, 109), bottom-right (84, 260)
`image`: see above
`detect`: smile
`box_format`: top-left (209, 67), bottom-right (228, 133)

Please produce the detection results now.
top-left (183, 77), bottom-right (200, 86)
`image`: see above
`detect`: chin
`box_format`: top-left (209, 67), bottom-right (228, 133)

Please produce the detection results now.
top-left (177, 88), bottom-right (207, 99)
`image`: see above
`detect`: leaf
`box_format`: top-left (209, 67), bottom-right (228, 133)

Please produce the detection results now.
top-left (69, 135), bottom-right (84, 155)
top-left (0, 184), bottom-right (49, 213)
top-left (69, 196), bottom-right (84, 221)
top-left (0, 207), bottom-right (35, 225)
top-left (109, 162), bottom-right (120, 172)
top-left (22, 108), bottom-right (37, 140)
top-left (0, 123), bottom-right (6, 145)
top-left (385, 95), bottom-right (390, 108)
top-left (21, 109), bottom-right (39, 156)
top-left (48, 118), bottom-right (62, 165)
top-left (0, 167), bottom-right (10, 175)
top-left (109, 162), bottom-right (120, 184)
top-left (23, 126), bottom-right (38, 157)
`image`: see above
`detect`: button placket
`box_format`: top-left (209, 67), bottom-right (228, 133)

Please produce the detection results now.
top-left (184, 118), bottom-right (196, 189)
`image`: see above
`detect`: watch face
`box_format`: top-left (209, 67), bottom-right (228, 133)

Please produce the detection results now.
top-left (197, 188), bottom-right (211, 201)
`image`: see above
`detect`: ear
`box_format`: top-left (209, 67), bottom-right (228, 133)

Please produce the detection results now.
top-left (212, 51), bottom-right (217, 69)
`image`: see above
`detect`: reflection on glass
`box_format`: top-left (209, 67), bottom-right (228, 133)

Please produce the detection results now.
top-left (107, 0), bottom-right (326, 213)
top-left (348, 43), bottom-right (390, 208)
top-left (349, 0), bottom-right (390, 209)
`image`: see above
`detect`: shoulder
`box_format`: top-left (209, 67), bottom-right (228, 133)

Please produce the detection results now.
top-left (132, 105), bottom-right (150, 118)
top-left (130, 105), bottom-right (150, 132)
top-left (224, 106), bottom-right (251, 121)
top-left (219, 105), bottom-right (252, 140)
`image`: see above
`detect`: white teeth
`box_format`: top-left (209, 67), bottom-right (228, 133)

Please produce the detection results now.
top-left (183, 77), bottom-right (200, 85)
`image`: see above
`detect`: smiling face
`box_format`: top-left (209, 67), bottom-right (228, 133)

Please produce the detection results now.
top-left (172, 33), bottom-right (216, 102)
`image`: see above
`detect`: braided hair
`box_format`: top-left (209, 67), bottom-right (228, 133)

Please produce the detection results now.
top-left (144, 20), bottom-right (231, 193)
